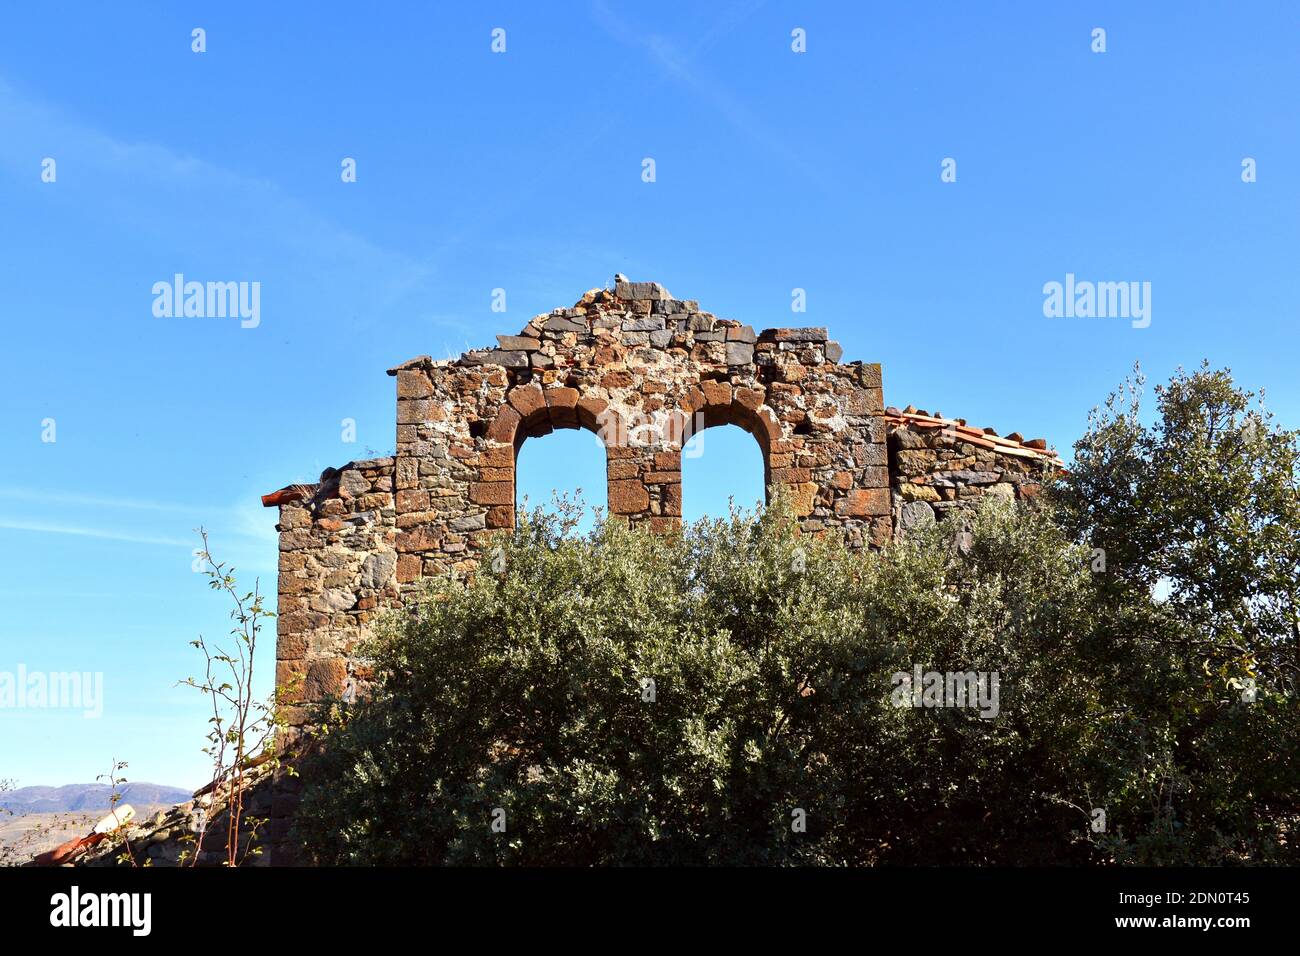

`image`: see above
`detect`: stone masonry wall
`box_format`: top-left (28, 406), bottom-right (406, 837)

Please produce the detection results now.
top-left (267, 280), bottom-right (891, 751)
top-left (885, 407), bottom-right (1061, 537)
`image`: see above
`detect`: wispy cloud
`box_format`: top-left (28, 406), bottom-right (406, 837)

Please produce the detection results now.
top-left (0, 76), bottom-right (437, 320)
top-left (0, 518), bottom-right (192, 547)
top-left (0, 488), bottom-right (277, 549)
top-left (0, 487), bottom-right (204, 515)
top-left (588, 0), bottom-right (832, 191)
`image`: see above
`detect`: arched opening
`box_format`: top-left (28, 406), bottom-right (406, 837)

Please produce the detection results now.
top-left (491, 384), bottom-right (611, 534)
top-left (681, 424), bottom-right (766, 522)
top-left (515, 428), bottom-right (607, 533)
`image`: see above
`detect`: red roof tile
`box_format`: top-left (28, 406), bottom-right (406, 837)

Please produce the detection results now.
top-left (885, 407), bottom-right (1063, 465)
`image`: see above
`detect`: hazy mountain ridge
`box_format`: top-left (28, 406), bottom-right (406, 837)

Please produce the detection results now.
top-left (1, 782), bottom-right (192, 815)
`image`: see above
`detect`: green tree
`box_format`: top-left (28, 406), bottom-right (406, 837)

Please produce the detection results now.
top-left (1053, 363), bottom-right (1300, 862)
top-left (1056, 362), bottom-right (1300, 691)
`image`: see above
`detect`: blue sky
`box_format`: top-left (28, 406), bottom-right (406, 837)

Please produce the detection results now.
top-left (1, 2), bottom-right (1297, 789)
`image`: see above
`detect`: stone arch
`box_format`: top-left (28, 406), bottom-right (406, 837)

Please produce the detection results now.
top-left (478, 381), bottom-right (611, 529)
top-left (680, 378), bottom-right (781, 500)
top-left (385, 279), bottom-right (890, 573)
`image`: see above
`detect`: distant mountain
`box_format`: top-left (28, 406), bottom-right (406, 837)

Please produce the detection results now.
top-left (0, 782), bottom-right (192, 815)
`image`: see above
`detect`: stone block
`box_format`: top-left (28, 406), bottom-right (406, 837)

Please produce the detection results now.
top-left (509, 383), bottom-right (546, 419)
top-left (726, 342), bottom-right (755, 365)
top-left (496, 335), bottom-right (541, 351)
top-left (622, 316), bottom-right (665, 332)
top-left (359, 551), bottom-right (397, 589)
top-left (486, 406), bottom-right (521, 443)
top-left (544, 316), bottom-right (587, 334)
top-left (450, 513), bottom-right (487, 532)
top-left (396, 369), bottom-right (433, 398)
top-left (492, 350), bottom-right (530, 368)
top-left (834, 488), bottom-right (891, 517)
top-left (470, 481), bottom-right (513, 506)
top-left (765, 327), bottom-right (828, 343)
top-left (608, 479), bottom-right (650, 514)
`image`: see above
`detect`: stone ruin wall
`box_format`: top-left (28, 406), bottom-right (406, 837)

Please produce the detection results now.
top-left (265, 282), bottom-right (1062, 750)
top-left (886, 409), bottom-right (1059, 536)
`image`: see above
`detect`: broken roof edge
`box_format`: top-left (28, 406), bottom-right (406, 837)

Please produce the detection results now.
top-left (387, 354), bottom-right (433, 376)
top-left (885, 406), bottom-right (1064, 465)
top-left (261, 484), bottom-right (316, 508)
top-left (261, 457), bottom-right (395, 508)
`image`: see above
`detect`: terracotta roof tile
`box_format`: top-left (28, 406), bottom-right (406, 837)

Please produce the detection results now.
top-left (261, 484), bottom-right (316, 507)
top-left (885, 408), bottom-right (1063, 465)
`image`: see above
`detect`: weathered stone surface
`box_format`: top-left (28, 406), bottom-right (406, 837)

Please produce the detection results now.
top-left (899, 500), bottom-right (936, 531)
top-left (622, 316), bottom-right (665, 332)
top-left (931, 470), bottom-right (1001, 487)
top-left (789, 481), bottom-right (819, 516)
top-left (338, 469), bottom-right (369, 500)
top-left (616, 280), bottom-right (670, 300)
top-left (857, 363), bottom-right (883, 388)
top-left (700, 379), bottom-right (732, 407)
top-left (496, 335), bottom-right (541, 351)
top-left (545, 386), bottom-right (580, 411)
top-left (486, 406), bottom-right (521, 443)
top-left (765, 327), bottom-right (828, 343)
top-left (485, 505), bottom-right (514, 528)
top-left (725, 342), bottom-right (755, 365)
top-left (470, 481), bottom-right (513, 505)
top-left (450, 513), bottom-right (487, 532)
top-left (608, 479), bottom-right (651, 514)
top-left (359, 551), bottom-right (397, 589)
top-left (509, 383), bottom-right (546, 419)
top-left (899, 483), bottom-right (941, 502)
top-left (314, 589), bottom-right (356, 612)
top-left (544, 316), bottom-right (587, 334)
top-left (492, 350), bottom-right (530, 368)
top-left (396, 369), bottom-right (433, 398)
top-left (834, 488), bottom-right (892, 517)
top-left (395, 488), bottom-right (429, 513)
